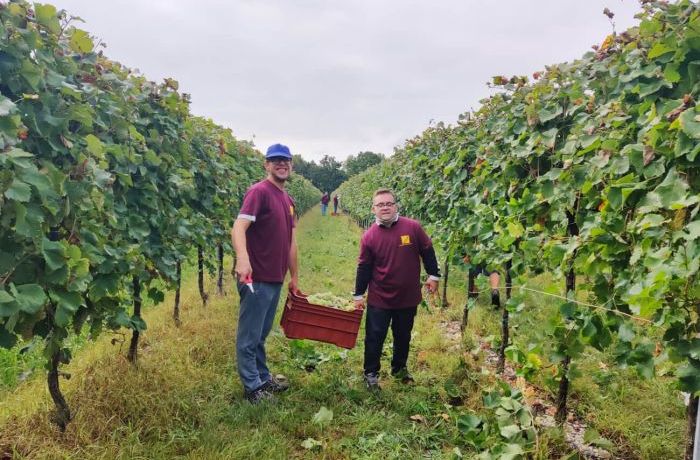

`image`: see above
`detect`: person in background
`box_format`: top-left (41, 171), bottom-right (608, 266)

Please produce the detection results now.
top-left (231, 143), bottom-right (301, 404)
top-left (353, 188), bottom-right (440, 390)
top-left (333, 194), bottom-right (339, 215)
top-left (463, 254), bottom-right (501, 308)
top-left (321, 192), bottom-right (330, 216)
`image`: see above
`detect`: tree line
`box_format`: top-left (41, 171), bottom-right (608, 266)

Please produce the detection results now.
top-left (292, 151), bottom-right (384, 193)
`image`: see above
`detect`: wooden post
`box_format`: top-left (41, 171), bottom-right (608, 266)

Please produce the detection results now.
top-left (556, 209), bottom-right (579, 423)
top-left (127, 275), bottom-right (141, 363)
top-left (173, 260), bottom-right (181, 326)
top-left (441, 258), bottom-right (449, 309)
top-left (462, 269), bottom-right (476, 331)
top-left (217, 243), bottom-right (225, 296)
top-left (685, 395), bottom-right (699, 460)
top-left (497, 260), bottom-right (512, 374)
top-left (198, 245), bottom-right (208, 306)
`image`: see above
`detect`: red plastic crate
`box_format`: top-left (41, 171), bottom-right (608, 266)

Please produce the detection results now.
top-left (280, 291), bottom-right (363, 349)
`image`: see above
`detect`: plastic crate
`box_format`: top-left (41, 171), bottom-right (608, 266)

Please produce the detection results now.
top-left (280, 291), bottom-right (363, 349)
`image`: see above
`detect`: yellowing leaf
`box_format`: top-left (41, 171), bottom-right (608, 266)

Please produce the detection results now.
top-left (600, 34), bottom-right (614, 51)
top-left (69, 29), bottom-right (94, 54)
top-left (506, 221), bottom-right (525, 239)
top-left (85, 134), bottom-right (104, 159)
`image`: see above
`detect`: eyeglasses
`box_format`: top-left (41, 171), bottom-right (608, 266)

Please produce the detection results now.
top-left (267, 157), bottom-right (291, 164)
top-left (373, 202), bottom-right (395, 208)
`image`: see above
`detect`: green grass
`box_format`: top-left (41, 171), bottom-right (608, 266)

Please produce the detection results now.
top-left (0, 339), bottom-right (44, 389)
top-left (0, 207), bottom-right (685, 459)
top-left (0, 327), bottom-right (97, 393)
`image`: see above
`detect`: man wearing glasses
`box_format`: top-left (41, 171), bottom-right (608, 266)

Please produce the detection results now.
top-left (353, 188), bottom-right (440, 390)
top-left (231, 143), bottom-right (300, 404)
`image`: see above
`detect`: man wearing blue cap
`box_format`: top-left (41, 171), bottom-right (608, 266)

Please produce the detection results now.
top-left (231, 143), bottom-right (301, 404)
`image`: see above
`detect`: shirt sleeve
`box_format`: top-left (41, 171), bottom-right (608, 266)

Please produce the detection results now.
top-left (357, 232), bottom-right (374, 265)
top-left (353, 263), bottom-right (372, 297)
top-left (354, 232), bottom-right (374, 296)
top-left (415, 223), bottom-right (432, 251)
top-left (238, 186), bottom-right (264, 222)
top-left (416, 224), bottom-right (441, 278)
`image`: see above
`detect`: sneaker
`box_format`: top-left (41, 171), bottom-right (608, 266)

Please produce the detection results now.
top-left (491, 289), bottom-right (501, 309)
top-left (244, 385), bottom-right (275, 404)
top-left (266, 374), bottom-right (290, 393)
top-left (364, 372), bottom-right (381, 391)
top-left (392, 368), bottom-right (415, 384)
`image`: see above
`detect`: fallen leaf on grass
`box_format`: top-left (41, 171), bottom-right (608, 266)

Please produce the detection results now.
top-left (312, 406), bottom-right (333, 425)
top-left (584, 428), bottom-right (614, 449)
top-left (521, 385), bottom-right (537, 401)
top-left (531, 399), bottom-right (547, 414)
top-left (409, 414), bottom-right (426, 423)
top-left (301, 438), bottom-right (322, 450)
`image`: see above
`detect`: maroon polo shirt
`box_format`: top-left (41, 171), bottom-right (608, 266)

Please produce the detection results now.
top-left (358, 217), bottom-right (433, 309)
top-left (238, 179), bottom-right (296, 283)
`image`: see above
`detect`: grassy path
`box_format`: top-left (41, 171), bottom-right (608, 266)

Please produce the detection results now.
top-left (0, 208), bottom-right (471, 459)
top-left (0, 207), bottom-right (685, 459)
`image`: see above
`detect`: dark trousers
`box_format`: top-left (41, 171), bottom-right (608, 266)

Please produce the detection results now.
top-left (364, 305), bottom-right (417, 375)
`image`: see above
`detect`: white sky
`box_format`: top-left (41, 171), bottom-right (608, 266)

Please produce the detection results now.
top-left (51, 0), bottom-right (643, 161)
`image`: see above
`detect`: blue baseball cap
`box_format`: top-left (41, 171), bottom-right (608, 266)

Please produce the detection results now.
top-left (265, 143), bottom-right (292, 160)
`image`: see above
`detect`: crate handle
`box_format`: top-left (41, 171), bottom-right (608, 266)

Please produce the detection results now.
top-left (288, 289), bottom-right (308, 301)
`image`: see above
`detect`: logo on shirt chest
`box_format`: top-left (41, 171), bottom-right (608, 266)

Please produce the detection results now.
top-left (399, 234), bottom-right (412, 246)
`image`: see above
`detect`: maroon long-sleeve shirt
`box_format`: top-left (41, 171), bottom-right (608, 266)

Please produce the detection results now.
top-left (355, 217), bottom-right (439, 309)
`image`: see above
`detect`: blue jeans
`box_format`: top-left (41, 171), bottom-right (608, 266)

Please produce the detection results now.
top-left (236, 281), bottom-right (283, 392)
top-left (321, 203), bottom-right (327, 216)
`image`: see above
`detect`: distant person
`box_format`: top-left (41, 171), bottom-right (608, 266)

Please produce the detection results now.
top-left (231, 143), bottom-right (301, 404)
top-left (320, 192), bottom-right (330, 216)
top-left (463, 254), bottom-right (501, 308)
top-left (333, 194), bottom-right (339, 214)
top-left (353, 188), bottom-right (440, 390)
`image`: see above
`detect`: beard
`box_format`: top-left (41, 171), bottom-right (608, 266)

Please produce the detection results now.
top-left (272, 172), bottom-right (289, 182)
top-left (268, 167), bottom-right (290, 183)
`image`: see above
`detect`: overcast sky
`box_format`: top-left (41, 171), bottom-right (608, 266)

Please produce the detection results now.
top-left (51, 0), bottom-right (643, 162)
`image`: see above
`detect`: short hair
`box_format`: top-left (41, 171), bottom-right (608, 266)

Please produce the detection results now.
top-left (373, 188), bottom-right (395, 201)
